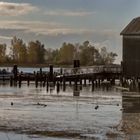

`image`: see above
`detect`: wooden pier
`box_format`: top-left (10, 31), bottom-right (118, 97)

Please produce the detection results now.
top-left (0, 64), bottom-right (122, 89)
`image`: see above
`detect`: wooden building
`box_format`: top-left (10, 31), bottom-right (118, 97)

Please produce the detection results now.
top-left (121, 17), bottom-right (140, 77)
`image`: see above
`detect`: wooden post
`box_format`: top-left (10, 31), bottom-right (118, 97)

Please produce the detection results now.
top-left (80, 79), bottom-right (82, 90)
top-left (49, 64), bottom-right (53, 82)
top-left (56, 82), bottom-right (60, 93)
top-left (69, 80), bottom-right (71, 85)
top-left (35, 73), bottom-right (38, 88)
top-left (10, 76), bottom-right (13, 87)
top-left (40, 68), bottom-right (43, 87)
top-left (40, 68), bottom-right (42, 75)
top-left (84, 78), bottom-right (86, 86)
top-left (63, 76), bottom-right (66, 91)
top-left (88, 79), bottom-right (91, 85)
top-left (18, 74), bottom-right (21, 88)
top-left (80, 79), bottom-right (82, 85)
top-left (95, 80), bottom-right (98, 87)
top-left (98, 79), bottom-right (101, 87)
top-left (43, 75), bottom-right (46, 87)
top-left (46, 78), bottom-right (49, 92)
top-left (111, 78), bottom-right (115, 85)
top-left (92, 79), bottom-right (94, 92)
top-left (138, 81), bottom-right (140, 92)
top-left (27, 75), bottom-right (30, 86)
top-left (13, 64), bottom-right (18, 82)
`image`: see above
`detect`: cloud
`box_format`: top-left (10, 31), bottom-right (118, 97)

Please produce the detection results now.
top-left (0, 20), bottom-right (119, 41)
top-left (0, 35), bottom-right (12, 40)
top-left (0, 2), bottom-right (38, 16)
top-left (45, 10), bottom-right (95, 17)
top-left (0, 20), bottom-right (95, 36)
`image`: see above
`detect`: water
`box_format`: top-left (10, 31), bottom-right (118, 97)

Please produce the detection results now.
top-left (0, 82), bottom-right (139, 139)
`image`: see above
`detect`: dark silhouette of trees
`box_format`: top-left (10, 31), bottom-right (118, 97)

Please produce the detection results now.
top-left (57, 42), bottom-right (76, 65)
top-left (10, 36), bottom-right (27, 63)
top-left (0, 44), bottom-right (6, 63)
top-left (27, 40), bottom-right (45, 64)
top-left (0, 37), bottom-right (118, 66)
top-left (79, 41), bottom-right (100, 65)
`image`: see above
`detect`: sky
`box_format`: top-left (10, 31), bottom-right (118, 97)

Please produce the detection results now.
top-left (0, 0), bottom-right (140, 63)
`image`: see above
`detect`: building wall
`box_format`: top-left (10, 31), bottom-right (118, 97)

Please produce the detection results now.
top-left (123, 36), bottom-right (140, 77)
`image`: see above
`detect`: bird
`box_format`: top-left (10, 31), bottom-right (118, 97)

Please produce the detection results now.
top-left (95, 105), bottom-right (99, 110)
top-left (11, 102), bottom-right (13, 106)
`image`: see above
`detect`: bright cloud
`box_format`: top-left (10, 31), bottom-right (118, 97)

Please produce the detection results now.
top-left (0, 35), bottom-right (12, 40)
top-left (45, 10), bottom-right (95, 17)
top-left (0, 20), bottom-right (119, 40)
top-left (0, 20), bottom-right (95, 36)
top-left (0, 2), bottom-right (38, 16)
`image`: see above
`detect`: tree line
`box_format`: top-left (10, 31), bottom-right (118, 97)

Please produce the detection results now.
top-left (0, 37), bottom-right (117, 66)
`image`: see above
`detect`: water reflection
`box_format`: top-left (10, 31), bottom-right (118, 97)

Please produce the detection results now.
top-left (122, 95), bottom-right (140, 113)
top-left (0, 80), bottom-right (123, 139)
top-left (122, 94), bottom-right (140, 138)
top-left (73, 85), bottom-right (80, 96)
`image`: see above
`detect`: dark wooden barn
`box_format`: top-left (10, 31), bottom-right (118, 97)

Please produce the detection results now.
top-left (121, 17), bottom-right (140, 77)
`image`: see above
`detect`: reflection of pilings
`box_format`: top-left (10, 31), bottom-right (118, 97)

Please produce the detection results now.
top-left (73, 83), bottom-right (80, 96)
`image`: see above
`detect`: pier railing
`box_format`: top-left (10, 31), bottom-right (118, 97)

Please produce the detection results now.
top-left (62, 65), bottom-right (121, 76)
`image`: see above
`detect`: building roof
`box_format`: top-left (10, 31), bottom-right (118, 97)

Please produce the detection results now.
top-left (121, 17), bottom-right (140, 35)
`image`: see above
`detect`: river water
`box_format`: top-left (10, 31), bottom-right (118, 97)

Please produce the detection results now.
top-left (0, 67), bottom-right (139, 139)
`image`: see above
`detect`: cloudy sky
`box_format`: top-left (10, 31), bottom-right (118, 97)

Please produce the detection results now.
top-left (0, 0), bottom-right (140, 63)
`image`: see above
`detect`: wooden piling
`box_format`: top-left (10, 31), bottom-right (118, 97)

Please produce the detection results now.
top-left (10, 76), bottom-right (13, 87)
top-left (92, 79), bottom-right (94, 92)
top-left (46, 78), bottom-right (49, 92)
top-left (49, 64), bottom-right (53, 82)
top-left (13, 64), bottom-right (18, 82)
top-left (69, 80), bottom-right (71, 85)
top-left (63, 77), bottom-right (66, 91)
top-left (56, 82), bottom-right (60, 93)
top-left (43, 75), bottom-right (46, 87)
top-left (35, 73), bottom-right (38, 88)
top-left (27, 75), bottom-right (30, 86)
top-left (18, 74), bottom-right (21, 88)
top-left (84, 78), bottom-right (86, 86)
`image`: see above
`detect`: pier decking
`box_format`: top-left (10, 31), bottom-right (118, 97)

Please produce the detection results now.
top-left (0, 65), bottom-right (122, 89)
